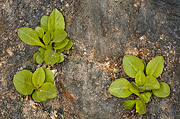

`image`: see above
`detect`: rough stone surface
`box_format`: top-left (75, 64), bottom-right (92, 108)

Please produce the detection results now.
top-left (0, 0), bottom-right (180, 119)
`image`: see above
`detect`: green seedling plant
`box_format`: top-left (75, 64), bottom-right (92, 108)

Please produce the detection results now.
top-left (108, 55), bottom-right (170, 114)
top-left (18, 8), bottom-right (73, 65)
top-left (13, 67), bottom-right (57, 102)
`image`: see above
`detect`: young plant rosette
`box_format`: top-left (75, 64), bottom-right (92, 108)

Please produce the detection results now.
top-left (13, 67), bottom-right (57, 102)
top-left (18, 8), bottom-right (73, 65)
top-left (108, 55), bottom-right (170, 114)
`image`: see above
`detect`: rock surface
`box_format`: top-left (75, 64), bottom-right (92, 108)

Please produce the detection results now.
top-left (0, 0), bottom-right (180, 118)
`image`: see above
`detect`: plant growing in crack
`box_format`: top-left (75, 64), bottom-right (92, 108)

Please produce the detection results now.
top-left (13, 67), bottom-right (57, 102)
top-left (108, 55), bottom-right (170, 114)
top-left (18, 8), bottom-right (73, 65)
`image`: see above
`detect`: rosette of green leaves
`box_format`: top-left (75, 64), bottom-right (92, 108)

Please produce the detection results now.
top-left (17, 8), bottom-right (72, 65)
top-left (13, 67), bottom-right (57, 102)
top-left (108, 55), bottom-right (170, 114)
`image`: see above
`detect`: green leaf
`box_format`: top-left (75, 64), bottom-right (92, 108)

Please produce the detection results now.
top-left (39, 47), bottom-right (46, 53)
top-left (54, 38), bottom-right (69, 50)
top-left (131, 82), bottom-right (145, 92)
top-left (123, 55), bottom-right (144, 78)
top-left (152, 82), bottom-right (170, 97)
top-left (32, 91), bottom-right (42, 102)
top-left (61, 40), bottom-right (73, 51)
top-left (36, 53), bottom-right (44, 64)
top-left (35, 47), bottom-right (45, 64)
top-left (44, 50), bottom-right (59, 65)
top-left (44, 68), bottom-right (54, 83)
top-left (35, 27), bottom-right (44, 38)
top-left (141, 76), bottom-right (160, 90)
top-left (32, 67), bottom-right (45, 89)
top-left (57, 52), bottom-right (64, 63)
top-left (33, 52), bottom-right (40, 59)
top-left (46, 44), bottom-right (53, 50)
top-left (108, 78), bottom-right (132, 98)
top-left (145, 91), bottom-right (152, 98)
top-left (135, 70), bottom-right (145, 86)
top-left (13, 70), bottom-right (35, 95)
top-left (59, 54), bottom-right (64, 63)
top-left (139, 92), bottom-right (152, 103)
top-left (48, 30), bottom-right (54, 40)
top-left (43, 32), bottom-right (51, 46)
top-left (18, 27), bottom-right (45, 48)
top-left (41, 15), bottom-right (49, 32)
top-left (52, 30), bottom-right (67, 42)
top-left (141, 59), bottom-right (146, 67)
top-left (136, 99), bottom-right (146, 114)
top-left (36, 82), bottom-right (57, 101)
top-left (129, 83), bottom-right (140, 96)
top-left (146, 56), bottom-right (164, 78)
top-left (48, 8), bottom-right (65, 31)
top-left (123, 100), bottom-right (136, 109)
top-left (141, 59), bottom-right (146, 72)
